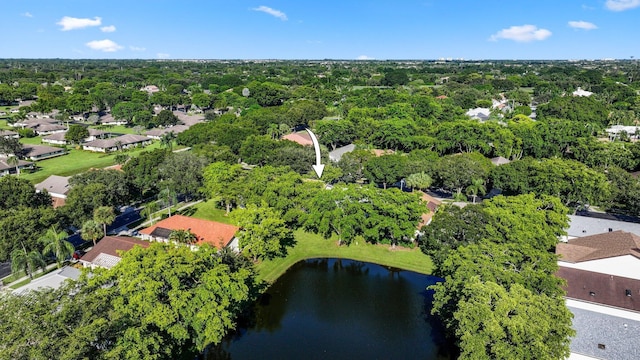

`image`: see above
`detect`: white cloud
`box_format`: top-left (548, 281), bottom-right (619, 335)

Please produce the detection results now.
top-left (568, 21), bottom-right (598, 30)
top-left (157, 53), bottom-right (170, 59)
top-left (605, 0), bottom-right (640, 11)
top-left (489, 25), bottom-right (552, 42)
top-left (252, 6), bottom-right (288, 20)
top-left (57, 16), bottom-right (101, 31)
top-left (357, 55), bottom-right (375, 60)
top-left (22, 12), bottom-right (33, 18)
top-left (130, 46), bottom-right (146, 51)
top-left (85, 39), bottom-right (123, 52)
top-left (101, 25), bottom-right (116, 33)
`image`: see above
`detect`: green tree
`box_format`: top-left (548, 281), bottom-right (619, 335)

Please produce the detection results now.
top-left (93, 206), bottom-right (116, 238)
top-left (364, 154), bottom-right (409, 189)
top-left (0, 136), bottom-right (23, 157)
top-left (156, 109), bottom-right (179, 127)
top-left (81, 220), bottom-right (103, 246)
top-left (435, 152), bottom-right (492, 197)
top-left (168, 229), bottom-right (197, 245)
top-left (0, 176), bottom-right (51, 210)
top-left (454, 278), bottom-right (574, 360)
top-left (203, 162), bottom-right (245, 214)
top-left (64, 124), bottom-right (90, 145)
top-left (39, 226), bottom-right (73, 268)
top-left (465, 178), bottom-right (486, 204)
top-left (6, 155), bottom-right (20, 176)
top-left (11, 242), bottom-right (46, 279)
top-left (160, 132), bottom-right (177, 151)
top-left (158, 152), bottom-right (208, 200)
top-left (303, 184), bottom-right (367, 245)
top-left (79, 242), bottom-right (258, 357)
top-left (405, 172), bottom-right (433, 192)
top-left (231, 204), bottom-right (294, 261)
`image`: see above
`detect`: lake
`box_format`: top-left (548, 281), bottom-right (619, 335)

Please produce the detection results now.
top-left (207, 258), bottom-right (452, 359)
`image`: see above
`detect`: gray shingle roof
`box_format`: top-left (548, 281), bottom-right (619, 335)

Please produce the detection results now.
top-left (568, 215), bottom-right (640, 238)
top-left (35, 175), bottom-right (71, 196)
top-left (569, 306), bottom-right (640, 359)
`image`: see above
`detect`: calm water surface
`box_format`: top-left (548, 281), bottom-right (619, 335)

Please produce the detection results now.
top-left (209, 258), bottom-right (451, 360)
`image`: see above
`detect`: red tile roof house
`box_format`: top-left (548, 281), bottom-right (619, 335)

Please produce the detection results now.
top-left (139, 215), bottom-right (240, 251)
top-left (282, 131), bottom-right (313, 146)
top-left (80, 236), bottom-right (150, 269)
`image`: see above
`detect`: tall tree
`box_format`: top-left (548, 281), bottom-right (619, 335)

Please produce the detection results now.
top-left (93, 206), bottom-right (116, 238)
top-left (81, 220), bottom-right (103, 246)
top-left (454, 278), bottom-right (574, 360)
top-left (231, 204), bottom-right (294, 261)
top-left (168, 229), bottom-right (197, 245)
top-left (203, 162), bottom-right (245, 214)
top-left (11, 242), bottom-right (46, 279)
top-left (64, 124), bottom-right (90, 145)
top-left (39, 226), bottom-right (74, 268)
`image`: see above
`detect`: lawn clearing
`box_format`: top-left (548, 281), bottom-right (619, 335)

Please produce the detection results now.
top-left (21, 142), bottom-right (162, 184)
top-left (188, 199), bottom-right (234, 224)
top-left (256, 230), bottom-right (433, 284)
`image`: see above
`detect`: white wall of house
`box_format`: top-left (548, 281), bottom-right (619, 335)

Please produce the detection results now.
top-left (559, 256), bottom-right (640, 280)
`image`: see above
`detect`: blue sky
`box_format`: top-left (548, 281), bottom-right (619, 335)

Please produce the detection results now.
top-left (2, 0), bottom-right (639, 60)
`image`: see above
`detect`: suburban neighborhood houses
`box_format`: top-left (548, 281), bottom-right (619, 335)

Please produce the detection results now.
top-left (2, 57), bottom-right (640, 359)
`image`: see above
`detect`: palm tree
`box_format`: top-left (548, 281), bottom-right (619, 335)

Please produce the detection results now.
top-left (405, 172), bottom-right (433, 192)
top-left (93, 206), bottom-right (116, 237)
top-left (144, 201), bottom-right (159, 225)
top-left (465, 178), bottom-right (487, 204)
top-left (81, 220), bottom-right (103, 246)
top-left (39, 226), bottom-right (74, 268)
top-left (168, 229), bottom-right (197, 245)
top-left (6, 155), bottom-right (20, 176)
top-left (160, 132), bottom-right (176, 151)
top-left (160, 188), bottom-right (177, 217)
top-left (11, 243), bottom-right (46, 279)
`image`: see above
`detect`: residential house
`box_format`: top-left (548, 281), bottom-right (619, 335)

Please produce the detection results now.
top-left (82, 134), bottom-right (152, 153)
top-left (42, 128), bottom-right (109, 145)
top-left (145, 125), bottom-right (190, 140)
top-left (99, 113), bottom-right (128, 126)
top-left (329, 144), bottom-right (356, 162)
top-left (0, 130), bottom-right (19, 139)
top-left (79, 236), bottom-right (150, 269)
top-left (41, 132), bottom-right (68, 145)
top-left (172, 110), bottom-right (204, 126)
top-left (35, 175), bottom-right (71, 208)
top-left (465, 107), bottom-right (491, 121)
top-left (0, 158), bottom-right (33, 177)
top-left (21, 144), bottom-right (66, 161)
top-left (418, 192), bottom-right (442, 228)
top-left (573, 87), bottom-right (593, 97)
top-left (139, 215), bottom-right (240, 250)
top-left (490, 156), bottom-right (511, 166)
top-left (282, 131), bottom-right (313, 146)
top-left (565, 214), bottom-right (640, 240)
top-left (556, 231), bottom-right (640, 359)
top-left (141, 85), bottom-right (160, 94)
top-left (12, 266), bottom-right (80, 295)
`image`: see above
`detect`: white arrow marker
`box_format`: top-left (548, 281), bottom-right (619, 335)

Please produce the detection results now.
top-left (305, 128), bottom-right (324, 178)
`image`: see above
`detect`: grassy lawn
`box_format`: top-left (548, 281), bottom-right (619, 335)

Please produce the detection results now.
top-left (256, 230), bottom-right (433, 284)
top-left (21, 142), bottom-right (162, 184)
top-left (187, 200), bottom-right (433, 284)
top-left (187, 199), bottom-right (234, 224)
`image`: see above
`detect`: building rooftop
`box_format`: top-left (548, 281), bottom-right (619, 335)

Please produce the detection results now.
top-left (35, 175), bottom-right (71, 197)
top-left (80, 236), bottom-right (150, 268)
top-left (282, 131), bottom-right (313, 146)
top-left (567, 215), bottom-right (640, 238)
top-left (556, 230), bottom-right (640, 263)
top-left (140, 215), bottom-right (239, 249)
top-left (12, 266), bottom-right (80, 295)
